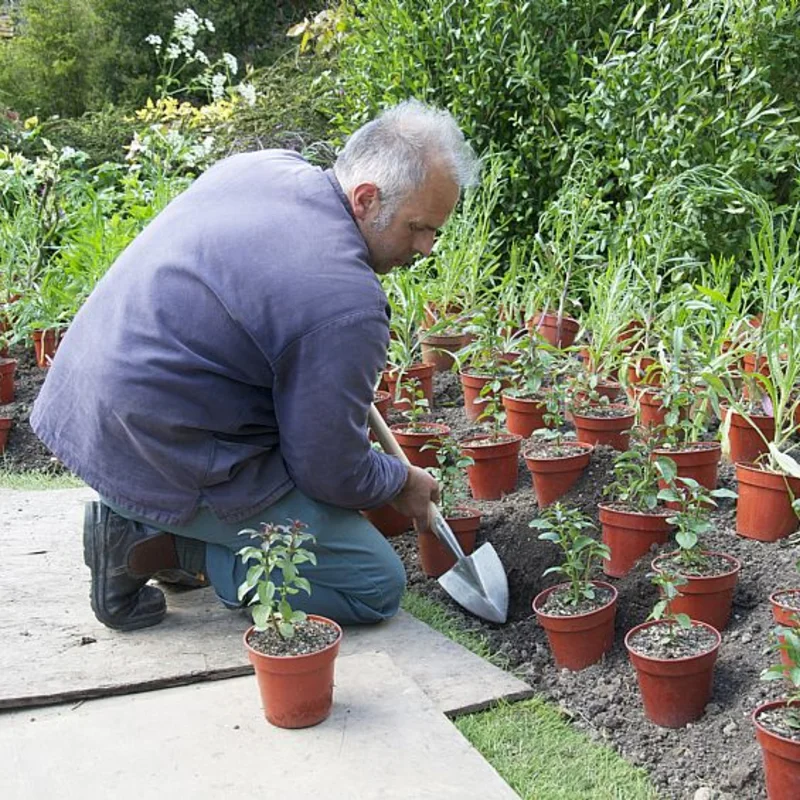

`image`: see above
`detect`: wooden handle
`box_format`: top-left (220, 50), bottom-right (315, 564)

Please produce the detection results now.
top-left (367, 404), bottom-right (410, 465)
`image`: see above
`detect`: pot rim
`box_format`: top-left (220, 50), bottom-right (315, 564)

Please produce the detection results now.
top-left (598, 502), bottom-right (673, 520)
top-left (752, 699), bottom-right (800, 745)
top-left (523, 440), bottom-right (594, 463)
top-left (769, 589), bottom-right (800, 609)
top-left (390, 421), bottom-right (451, 436)
top-left (384, 362), bottom-right (433, 377)
top-left (532, 580), bottom-right (618, 620)
top-left (651, 551), bottom-right (742, 581)
top-left (244, 615), bottom-right (343, 662)
top-left (461, 432), bottom-right (523, 449)
top-left (624, 618), bottom-right (721, 662)
top-left (735, 461), bottom-right (800, 481)
top-left (652, 441), bottom-right (722, 455)
top-left (572, 403), bottom-right (635, 421)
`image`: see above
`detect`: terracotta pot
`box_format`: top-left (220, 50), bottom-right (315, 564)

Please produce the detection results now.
top-left (501, 393), bottom-right (549, 438)
top-left (572, 405), bottom-right (635, 451)
top-left (771, 590), bottom-right (800, 627)
top-left (391, 422), bottom-right (451, 469)
top-left (598, 504), bottom-right (672, 578)
top-left (652, 552), bottom-right (741, 631)
top-left (373, 390), bottom-right (391, 420)
top-left (652, 442), bottom-right (722, 510)
top-left (422, 301), bottom-right (463, 329)
top-left (626, 619), bottom-right (721, 728)
top-left (462, 433), bottom-right (522, 500)
top-left (572, 380), bottom-right (623, 409)
top-left (754, 700), bottom-right (800, 799)
top-left (460, 371), bottom-right (512, 422)
top-left (527, 312), bottom-right (580, 349)
top-left (362, 503), bottom-right (412, 538)
top-left (636, 389), bottom-right (689, 429)
top-left (418, 507), bottom-right (480, 577)
top-left (618, 319), bottom-right (644, 344)
top-left (742, 352), bottom-right (771, 377)
top-left (383, 363), bottom-right (435, 410)
top-left (0, 357), bottom-right (16, 404)
top-left (523, 442), bottom-right (593, 507)
top-left (33, 328), bottom-right (60, 368)
top-left (721, 406), bottom-right (774, 465)
top-left (736, 463), bottom-right (800, 542)
top-left (0, 416), bottom-right (11, 453)
top-left (533, 581), bottom-right (618, 671)
top-left (420, 331), bottom-right (470, 372)
top-left (626, 356), bottom-right (661, 388)
top-left (244, 616), bottom-right (342, 729)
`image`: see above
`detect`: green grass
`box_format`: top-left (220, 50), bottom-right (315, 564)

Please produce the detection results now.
top-left (0, 469), bottom-right (85, 490)
top-left (402, 590), bottom-right (659, 800)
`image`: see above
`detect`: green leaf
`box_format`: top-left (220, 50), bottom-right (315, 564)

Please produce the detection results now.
top-left (278, 621), bottom-right (295, 639)
top-left (675, 614), bottom-right (692, 629)
top-left (295, 577), bottom-right (312, 596)
top-left (768, 444), bottom-right (800, 479)
top-left (252, 604), bottom-right (270, 631)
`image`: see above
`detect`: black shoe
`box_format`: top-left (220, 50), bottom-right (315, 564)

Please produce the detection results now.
top-left (152, 568), bottom-right (209, 589)
top-left (82, 501), bottom-right (167, 631)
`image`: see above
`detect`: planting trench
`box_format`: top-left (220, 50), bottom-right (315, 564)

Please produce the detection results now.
top-left (5, 350), bottom-right (800, 799)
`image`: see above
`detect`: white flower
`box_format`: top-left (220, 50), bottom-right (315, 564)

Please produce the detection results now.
top-left (193, 49), bottom-right (210, 66)
top-left (209, 72), bottom-right (227, 100)
top-left (222, 53), bottom-right (238, 76)
top-left (204, 18), bottom-right (215, 32)
top-left (236, 82), bottom-right (257, 107)
top-left (166, 42), bottom-right (181, 60)
top-left (145, 34), bottom-right (162, 47)
top-left (174, 9), bottom-right (201, 37)
top-left (59, 146), bottom-right (77, 160)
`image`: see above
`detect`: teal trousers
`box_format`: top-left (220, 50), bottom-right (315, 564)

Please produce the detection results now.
top-left (104, 488), bottom-right (406, 626)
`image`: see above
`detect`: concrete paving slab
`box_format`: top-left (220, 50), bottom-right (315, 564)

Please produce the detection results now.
top-left (0, 651), bottom-right (521, 800)
top-left (0, 488), bottom-right (531, 713)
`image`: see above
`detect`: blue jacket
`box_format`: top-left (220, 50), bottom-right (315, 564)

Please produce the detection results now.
top-left (31, 150), bottom-right (407, 525)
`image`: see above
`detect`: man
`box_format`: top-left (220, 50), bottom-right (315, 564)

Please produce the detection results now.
top-left (31, 100), bottom-right (479, 631)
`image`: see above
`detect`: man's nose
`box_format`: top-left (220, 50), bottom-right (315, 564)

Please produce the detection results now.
top-left (414, 230), bottom-right (436, 257)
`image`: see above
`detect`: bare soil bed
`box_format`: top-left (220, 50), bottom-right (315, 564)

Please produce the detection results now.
top-left (7, 353), bottom-right (800, 798)
top-left (389, 370), bottom-right (800, 800)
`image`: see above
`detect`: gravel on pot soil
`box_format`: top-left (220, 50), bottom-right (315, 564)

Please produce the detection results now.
top-left (627, 622), bottom-right (719, 660)
top-left (656, 553), bottom-right (738, 578)
top-left (772, 590), bottom-right (800, 611)
top-left (538, 584), bottom-right (614, 616)
top-left (755, 706), bottom-right (800, 743)
top-left (247, 619), bottom-right (339, 657)
top-left (573, 405), bottom-right (634, 419)
top-left (523, 439), bottom-right (586, 459)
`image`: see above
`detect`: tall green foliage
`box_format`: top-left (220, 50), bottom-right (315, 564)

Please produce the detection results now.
top-left (331, 0), bottom-right (625, 233)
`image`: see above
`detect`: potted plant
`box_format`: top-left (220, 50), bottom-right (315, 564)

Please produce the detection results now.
top-left (755, 626), bottom-right (800, 798)
top-left (531, 503), bottom-right (616, 670)
top-left (417, 435), bottom-right (480, 577)
top-left (461, 381), bottom-right (523, 500)
top-left (501, 338), bottom-right (561, 438)
top-left (626, 570), bottom-right (722, 728)
top-left (704, 325), bottom-right (800, 541)
top-left (389, 381), bottom-right (450, 469)
top-left (651, 466), bottom-right (740, 631)
top-left (523, 382), bottom-right (594, 507)
top-left (599, 431), bottom-right (675, 577)
top-left (237, 520), bottom-right (342, 729)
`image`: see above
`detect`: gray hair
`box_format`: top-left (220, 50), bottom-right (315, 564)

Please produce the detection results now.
top-left (333, 99), bottom-right (479, 225)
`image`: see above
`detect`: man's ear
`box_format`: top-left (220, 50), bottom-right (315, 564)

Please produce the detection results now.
top-left (350, 182), bottom-right (380, 222)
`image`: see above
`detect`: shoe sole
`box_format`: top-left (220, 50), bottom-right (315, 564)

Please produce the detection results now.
top-left (83, 501), bottom-right (166, 632)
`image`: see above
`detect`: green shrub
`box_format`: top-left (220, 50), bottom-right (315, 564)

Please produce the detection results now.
top-left (330, 0), bottom-right (625, 234)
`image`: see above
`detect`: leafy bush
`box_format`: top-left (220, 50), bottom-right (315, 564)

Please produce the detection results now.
top-left (330, 0), bottom-right (625, 233)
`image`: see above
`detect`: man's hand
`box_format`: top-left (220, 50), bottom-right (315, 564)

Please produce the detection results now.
top-left (389, 465), bottom-right (441, 532)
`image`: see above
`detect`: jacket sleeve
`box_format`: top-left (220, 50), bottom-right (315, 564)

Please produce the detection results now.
top-left (271, 309), bottom-right (408, 509)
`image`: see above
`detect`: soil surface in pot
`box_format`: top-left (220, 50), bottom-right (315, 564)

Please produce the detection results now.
top-left (602, 501), bottom-right (673, 518)
top-left (573, 405), bottom-right (633, 419)
top-left (523, 440), bottom-right (585, 459)
top-left (12, 351), bottom-right (800, 798)
top-left (656, 553), bottom-right (737, 578)
top-left (538, 584), bottom-right (614, 616)
top-left (386, 369), bottom-right (797, 799)
top-left (393, 423), bottom-right (447, 435)
top-left (247, 619), bottom-right (339, 657)
top-left (461, 433), bottom-right (518, 448)
top-left (756, 706), bottom-right (800, 742)
top-left (627, 623), bottom-right (718, 660)
top-left (773, 591), bottom-right (800, 611)
top-left (655, 442), bottom-right (720, 454)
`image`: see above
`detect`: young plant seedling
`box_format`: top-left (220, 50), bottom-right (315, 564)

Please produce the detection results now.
top-left (656, 465), bottom-right (738, 571)
top-left (529, 503), bottom-right (610, 607)
top-left (761, 626), bottom-right (800, 729)
top-left (236, 520), bottom-right (316, 639)
top-left (648, 570), bottom-right (691, 646)
top-left (422, 434), bottom-right (474, 517)
top-left (399, 379), bottom-right (430, 431)
top-left (475, 377), bottom-right (509, 441)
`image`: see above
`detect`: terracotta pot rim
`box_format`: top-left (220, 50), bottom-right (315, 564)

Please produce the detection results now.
top-left (529, 312), bottom-right (580, 331)
top-left (523, 441), bottom-right (594, 463)
top-left (735, 462), bottom-right (800, 481)
top-left (384, 362), bottom-right (433, 377)
top-left (390, 422), bottom-right (451, 436)
top-left (461, 433), bottom-right (523, 449)
top-left (429, 505), bottom-right (482, 525)
top-left (624, 618), bottom-right (721, 662)
top-left (573, 403), bottom-right (635, 419)
top-left (501, 391), bottom-right (548, 406)
top-left (651, 551), bottom-right (742, 581)
top-left (769, 589), bottom-right (800, 609)
top-left (652, 442), bottom-right (721, 455)
top-left (244, 616), bottom-right (342, 662)
top-left (421, 331), bottom-right (467, 344)
top-left (374, 389), bottom-right (391, 401)
top-left (719, 405), bottom-right (774, 423)
top-left (752, 700), bottom-right (800, 745)
top-left (598, 503), bottom-right (673, 520)
top-left (532, 580), bottom-right (618, 621)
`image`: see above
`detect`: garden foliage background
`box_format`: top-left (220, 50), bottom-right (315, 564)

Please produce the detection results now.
top-left (2, 0), bottom-right (800, 342)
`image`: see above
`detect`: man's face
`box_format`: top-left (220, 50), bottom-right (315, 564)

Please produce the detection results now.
top-left (351, 164), bottom-right (460, 274)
